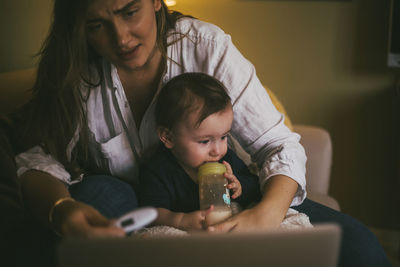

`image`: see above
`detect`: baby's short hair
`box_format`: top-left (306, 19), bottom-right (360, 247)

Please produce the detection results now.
top-left (155, 72), bottom-right (231, 130)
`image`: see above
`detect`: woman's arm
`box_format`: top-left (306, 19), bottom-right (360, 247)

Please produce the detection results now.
top-left (20, 170), bottom-right (125, 237)
top-left (20, 170), bottom-right (70, 227)
top-left (170, 18), bottom-right (307, 231)
top-left (210, 27), bottom-right (305, 231)
top-left (178, 19), bottom-right (307, 203)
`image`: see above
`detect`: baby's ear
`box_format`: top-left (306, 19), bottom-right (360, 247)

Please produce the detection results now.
top-left (158, 127), bottom-right (174, 149)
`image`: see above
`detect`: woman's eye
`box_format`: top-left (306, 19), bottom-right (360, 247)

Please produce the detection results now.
top-left (125, 9), bottom-right (138, 17)
top-left (198, 140), bottom-right (209, 144)
top-left (221, 135), bottom-right (227, 140)
top-left (87, 23), bottom-right (102, 32)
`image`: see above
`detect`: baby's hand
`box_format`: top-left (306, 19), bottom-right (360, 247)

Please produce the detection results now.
top-left (222, 161), bottom-right (242, 199)
top-left (180, 206), bottom-right (214, 231)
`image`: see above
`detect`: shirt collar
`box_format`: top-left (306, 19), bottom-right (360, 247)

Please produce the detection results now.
top-left (102, 57), bottom-right (170, 92)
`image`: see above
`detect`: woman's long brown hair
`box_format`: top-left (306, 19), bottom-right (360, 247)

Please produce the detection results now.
top-left (22, 0), bottom-right (186, 179)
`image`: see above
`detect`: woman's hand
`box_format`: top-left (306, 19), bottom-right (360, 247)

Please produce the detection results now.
top-left (206, 203), bottom-right (281, 233)
top-left (222, 161), bottom-right (242, 199)
top-left (52, 200), bottom-right (125, 237)
top-left (20, 170), bottom-right (125, 238)
top-left (207, 175), bottom-right (298, 233)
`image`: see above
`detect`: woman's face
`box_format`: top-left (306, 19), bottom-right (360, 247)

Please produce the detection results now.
top-left (86, 0), bottom-right (161, 72)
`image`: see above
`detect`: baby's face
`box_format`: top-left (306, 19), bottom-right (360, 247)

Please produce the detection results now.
top-left (169, 105), bottom-right (233, 177)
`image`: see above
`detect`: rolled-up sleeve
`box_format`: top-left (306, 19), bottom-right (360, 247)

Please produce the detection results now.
top-left (15, 146), bottom-right (82, 185)
top-left (211, 32), bottom-right (307, 206)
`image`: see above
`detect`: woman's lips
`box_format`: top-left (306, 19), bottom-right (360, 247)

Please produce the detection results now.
top-left (118, 45), bottom-right (140, 61)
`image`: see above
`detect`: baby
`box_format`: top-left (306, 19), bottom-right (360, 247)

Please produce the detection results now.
top-left (139, 73), bottom-right (261, 231)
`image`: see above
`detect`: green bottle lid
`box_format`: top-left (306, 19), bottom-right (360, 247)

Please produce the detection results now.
top-left (198, 162), bottom-right (226, 178)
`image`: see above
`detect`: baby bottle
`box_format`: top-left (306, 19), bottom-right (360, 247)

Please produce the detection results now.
top-left (198, 162), bottom-right (232, 225)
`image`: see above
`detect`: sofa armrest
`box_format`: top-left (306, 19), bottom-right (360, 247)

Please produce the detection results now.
top-left (293, 125), bottom-right (340, 211)
top-left (293, 124), bottom-right (332, 195)
top-left (229, 124), bottom-right (333, 194)
top-left (229, 124), bottom-right (340, 211)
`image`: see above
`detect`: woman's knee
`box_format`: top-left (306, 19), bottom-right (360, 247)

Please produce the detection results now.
top-left (69, 175), bottom-right (138, 218)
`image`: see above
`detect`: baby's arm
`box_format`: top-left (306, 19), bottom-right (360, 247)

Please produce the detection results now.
top-left (154, 206), bottom-right (214, 231)
top-left (222, 161), bottom-right (242, 199)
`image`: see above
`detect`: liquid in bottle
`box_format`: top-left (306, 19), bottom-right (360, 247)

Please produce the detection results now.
top-left (198, 162), bottom-right (232, 225)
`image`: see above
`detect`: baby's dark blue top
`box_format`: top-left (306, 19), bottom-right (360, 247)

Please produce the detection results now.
top-left (138, 146), bottom-right (261, 212)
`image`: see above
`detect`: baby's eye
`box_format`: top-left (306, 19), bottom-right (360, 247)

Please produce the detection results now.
top-left (198, 140), bottom-right (209, 144)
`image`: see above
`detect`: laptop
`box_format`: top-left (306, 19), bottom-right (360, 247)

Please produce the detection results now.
top-left (57, 223), bottom-right (341, 267)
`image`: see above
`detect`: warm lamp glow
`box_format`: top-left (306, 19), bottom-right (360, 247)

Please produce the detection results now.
top-left (165, 0), bottom-right (177, 7)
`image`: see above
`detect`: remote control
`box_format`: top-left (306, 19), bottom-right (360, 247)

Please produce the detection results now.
top-left (114, 207), bottom-right (158, 234)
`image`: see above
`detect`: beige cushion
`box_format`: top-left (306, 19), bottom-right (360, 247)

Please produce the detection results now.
top-left (265, 88), bottom-right (293, 131)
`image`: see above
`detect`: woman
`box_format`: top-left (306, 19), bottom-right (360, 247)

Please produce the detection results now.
top-left (16, 0), bottom-right (389, 266)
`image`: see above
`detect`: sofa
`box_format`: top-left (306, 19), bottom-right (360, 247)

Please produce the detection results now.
top-left (0, 68), bottom-right (339, 265)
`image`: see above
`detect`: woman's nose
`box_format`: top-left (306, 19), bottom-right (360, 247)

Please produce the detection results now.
top-left (113, 21), bottom-right (131, 48)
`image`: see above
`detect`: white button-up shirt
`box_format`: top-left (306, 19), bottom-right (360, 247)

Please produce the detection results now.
top-left (16, 18), bottom-right (307, 206)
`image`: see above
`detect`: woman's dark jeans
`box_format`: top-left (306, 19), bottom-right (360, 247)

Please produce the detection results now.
top-left (69, 175), bottom-right (139, 218)
top-left (293, 199), bottom-right (390, 267)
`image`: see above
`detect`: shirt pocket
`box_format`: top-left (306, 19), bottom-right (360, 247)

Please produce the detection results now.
top-left (89, 131), bottom-right (138, 183)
